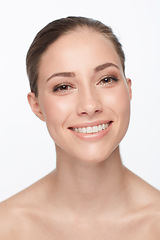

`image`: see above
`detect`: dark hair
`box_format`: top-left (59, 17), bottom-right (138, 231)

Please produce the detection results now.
top-left (26, 16), bottom-right (125, 97)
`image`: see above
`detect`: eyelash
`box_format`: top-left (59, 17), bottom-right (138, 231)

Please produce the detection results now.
top-left (53, 84), bottom-right (73, 93)
top-left (52, 76), bottom-right (119, 93)
top-left (98, 76), bottom-right (119, 86)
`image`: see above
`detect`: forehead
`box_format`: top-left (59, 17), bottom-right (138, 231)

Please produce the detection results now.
top-left (38, 28), bottom-right (122, 79)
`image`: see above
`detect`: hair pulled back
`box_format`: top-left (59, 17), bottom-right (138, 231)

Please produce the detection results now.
top-left (26, 16), bottom-right (125, 97)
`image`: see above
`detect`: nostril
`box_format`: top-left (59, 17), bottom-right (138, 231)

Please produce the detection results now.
top-left (80, 109), bottom-right (101, 115)
top-left (95, 109), bottom-right (100, 113)
top-left (81, 111), bottom-right (87, 115)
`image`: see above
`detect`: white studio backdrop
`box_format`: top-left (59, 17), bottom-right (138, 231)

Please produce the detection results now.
top-left (0, 0), bottom-right (160, 201)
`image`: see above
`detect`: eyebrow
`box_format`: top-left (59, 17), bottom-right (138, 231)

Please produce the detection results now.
top-left (46, 72), bottom-right (75, 82)
top-left (46, 62), bottom-right (119, 82)
top-left (94, 62), bottom-right (120, 72)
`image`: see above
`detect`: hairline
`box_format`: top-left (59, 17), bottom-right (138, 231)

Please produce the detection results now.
top-left (35, 26), bottom-right (124, 96)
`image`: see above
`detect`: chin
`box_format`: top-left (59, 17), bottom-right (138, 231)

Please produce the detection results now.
top-left (70, 145), bottom-right (119, 164)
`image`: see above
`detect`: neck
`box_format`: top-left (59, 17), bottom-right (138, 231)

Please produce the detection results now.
top-left (51, 146), bottom-right (127, 220)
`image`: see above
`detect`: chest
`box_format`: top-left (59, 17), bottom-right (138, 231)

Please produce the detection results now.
top-left (21, 219), bottom-right (156, 240)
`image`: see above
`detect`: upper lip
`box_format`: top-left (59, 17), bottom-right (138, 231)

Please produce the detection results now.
top-left (68, 120), bottom-right (112, 129)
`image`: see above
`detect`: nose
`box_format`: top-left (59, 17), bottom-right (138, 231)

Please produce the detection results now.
top-left (76, 89), bottom-right (102, 117)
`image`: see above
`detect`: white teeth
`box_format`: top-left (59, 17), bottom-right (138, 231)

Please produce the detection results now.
top-left (93, 126), bottom-right (98, 133)
top-left (82, 127), bottom-right (87, 133)
top-left (72, 122), bottom-right (110, 134)
top-left (98, 124), bottom-right (102, 131)
top-left (79, 128), bottom-right (82, 133)
top-left (87, 127), bottom-right (92, 133)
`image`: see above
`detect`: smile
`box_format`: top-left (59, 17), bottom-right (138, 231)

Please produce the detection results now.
top-left (68, 121), bottom-right (112, 141)
top-left (71, 123), bottom-right (110, 134)
top-left (69, 121), bottom-right (112, 133)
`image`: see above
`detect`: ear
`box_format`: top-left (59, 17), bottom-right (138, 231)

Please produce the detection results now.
top-left (27, 92), bottom-right (45, 121)
top-left (126, 78), bottom-right (132, 100)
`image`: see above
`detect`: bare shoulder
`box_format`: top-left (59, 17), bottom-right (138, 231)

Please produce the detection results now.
top-left (0, 201), bottom-right (13, 239)
top-left (0, 198), bottom-right (27, 239)
top-left (0, 172), bottom-right (54, 239)
top-left (124, 167), bottom-right (160, 202)
top-left (145, 202), bottom-right (160, 239)
top-left (124, 168), bottom-right (160, 238)
top-left (148, 190), bottom-right (160, 238)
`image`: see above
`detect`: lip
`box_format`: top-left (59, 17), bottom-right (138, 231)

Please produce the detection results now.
top-left (68, 121), bottom-right (112, 142)
top-left (68, 120), bottom-right (111, 129)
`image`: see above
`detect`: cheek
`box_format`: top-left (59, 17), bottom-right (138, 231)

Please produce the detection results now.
top-left (114, 86), bottom-right (131, 136)
top-left (41, 96), bottom-right (73, 128)
top-left (103, 85), bottom-right (131, 120)
top-left (115, 88), bottom-right (130, 115)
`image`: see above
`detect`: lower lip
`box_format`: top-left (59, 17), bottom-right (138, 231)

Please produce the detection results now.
top-left (69, 122), bottom-right (112, 142)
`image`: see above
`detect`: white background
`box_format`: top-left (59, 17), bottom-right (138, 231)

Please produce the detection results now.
top-left (0, 0), bottom-right (160, 201)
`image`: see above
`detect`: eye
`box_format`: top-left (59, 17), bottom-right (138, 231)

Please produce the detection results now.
top-left (98, 76), bottom-right (119, 86)
top-left (53, 84), bottom-right (73, 93)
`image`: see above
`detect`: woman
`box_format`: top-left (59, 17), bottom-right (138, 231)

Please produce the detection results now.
top-left (0, 16), bottom-right (160, 239)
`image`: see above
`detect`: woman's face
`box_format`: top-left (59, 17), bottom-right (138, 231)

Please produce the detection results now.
top-left (28, 28), bottom-right (132, 162)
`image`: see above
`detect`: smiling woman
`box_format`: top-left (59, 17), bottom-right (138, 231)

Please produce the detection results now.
top-left (0, 16), bottom-right (160, 239)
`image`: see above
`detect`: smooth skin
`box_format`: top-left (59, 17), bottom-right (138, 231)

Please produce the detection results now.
top-left (0, 28), bottom-right (160, 239)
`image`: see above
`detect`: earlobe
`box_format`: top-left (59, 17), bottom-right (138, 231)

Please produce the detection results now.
top-left (27, 92), bottom-right (45, 121)
top-left (126, 78), bottom-right (132, 100)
